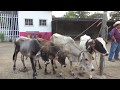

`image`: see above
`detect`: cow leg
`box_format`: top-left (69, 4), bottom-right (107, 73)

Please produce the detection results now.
top-left (13, 48), bottom-right (19, 71)
top-left (89, 71), bottom-right (93, 79)
top-left (79, 65), bottom-right (86, 76)
top-left (34, 60), bottom-right (37, 70)
top-left (38, 60), bottom-right (42, 69)
top-left (30, 57), bottom-right (37, 79)
top-left (44, 63), bottom-right (49, 75)
top-left (59, 65), bottom-right (65, 79)
top-left (53, 60), bottom-right (57, 69)
top-left (34, 59), bottom-right (42, 70)
top-left (69, 61), bottom-right (75, 76)
top-left (21, 55), bottom-right (27, 72)
top-left (51, 59), bottom-right (56, 74)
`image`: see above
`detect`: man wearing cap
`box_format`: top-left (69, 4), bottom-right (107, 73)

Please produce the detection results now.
top-left (108, 21), bottom-right (120, 62)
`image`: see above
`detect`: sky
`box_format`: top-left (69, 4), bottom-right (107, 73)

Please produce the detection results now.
top-left (52, 11), bottom-right (113, 20)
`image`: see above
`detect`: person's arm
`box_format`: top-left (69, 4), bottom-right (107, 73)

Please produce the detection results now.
top-left (112, 36), bottom-right (116, 42)
top-left (111, 28), bottom-right (116, 42)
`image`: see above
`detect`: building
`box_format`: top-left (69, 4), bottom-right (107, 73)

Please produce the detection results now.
top-left (0, 11), bottom-right (52, 41)
top-left (18, 11), bottom-right (52, 40)
top-left (52, 18), bottom-right (115, 40)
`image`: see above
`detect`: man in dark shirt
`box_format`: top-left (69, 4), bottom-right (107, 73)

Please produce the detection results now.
top-left (108, 21), bottom-right (120, 62)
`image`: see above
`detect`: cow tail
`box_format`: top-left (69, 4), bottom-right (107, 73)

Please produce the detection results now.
top-left (13, 39), bottom-right (17, 61)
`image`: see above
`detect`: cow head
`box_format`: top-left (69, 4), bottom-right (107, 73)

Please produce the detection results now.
top-left (86, 37), bottom-right (109, 56)
top-left (55, 51), bottom-right (67, 67)
top-left (94, 37), bottom-right (109, 56)
top-left (86, 39), bottom-right (95, 54)
top-left (79, 52), bottom-right (95, 72)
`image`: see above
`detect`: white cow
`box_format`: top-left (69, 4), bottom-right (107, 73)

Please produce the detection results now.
top-left (50, 33), bottom-right (95, 79)
top-left (79, 34), bottom-right (109, 78)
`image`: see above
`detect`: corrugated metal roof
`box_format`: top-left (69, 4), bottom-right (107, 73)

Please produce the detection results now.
top-left (52, 18), bottom-right (102, 21)
top-left (0, 11), bottom-right (17, 15)
top-left (52, 18), bottom-right (115, 23)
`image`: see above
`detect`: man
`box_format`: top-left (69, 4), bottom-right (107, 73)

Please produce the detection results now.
top-left (108, 21), bottom-right (120, 62)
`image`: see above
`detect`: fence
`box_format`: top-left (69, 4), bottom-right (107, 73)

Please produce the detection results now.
top-left (0, 13), bottom-right (19, 41)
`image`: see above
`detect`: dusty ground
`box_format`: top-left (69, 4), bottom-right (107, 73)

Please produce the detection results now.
top-left (0, 41), bottom-right (120, 79)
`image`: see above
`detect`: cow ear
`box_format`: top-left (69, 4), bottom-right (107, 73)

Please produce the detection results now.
top-left (105, 41), bottom-right (108, 44)
top-left (64, 51), bottom-right (69, 56)
top-left (92, 56), bottom-right (94, 60)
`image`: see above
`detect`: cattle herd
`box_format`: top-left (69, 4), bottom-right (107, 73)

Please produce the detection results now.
top-left (12, 33), bottom-right (109, 79)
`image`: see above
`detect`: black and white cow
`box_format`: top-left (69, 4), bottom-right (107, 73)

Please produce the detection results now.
top-left (79, 34), bottom-right (109, 78)
top-left (50, 33), bottom-right (95, 79)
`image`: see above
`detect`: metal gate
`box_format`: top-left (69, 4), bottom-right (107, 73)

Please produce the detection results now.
top-left (0, 13), bottom-right (19, 41)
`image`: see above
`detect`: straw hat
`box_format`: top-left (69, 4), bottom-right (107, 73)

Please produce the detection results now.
top-left (113, 21), bottom-right (120, 27)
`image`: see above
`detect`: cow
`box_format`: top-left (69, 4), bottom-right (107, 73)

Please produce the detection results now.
top-left (37, 38), bottom-right (67, 75)
top-left (12, 36), bottom-right (42, 72)
top-left (79, 34), bottom-right (109, 56)
top-left (13, 36), bottom-right (67, 78)
top-left (78, 34), bottom-right (109, 78)
top-left (13, 37), bottom-right (46, 79)
top-left (50, 33), bottom-right (95, 79)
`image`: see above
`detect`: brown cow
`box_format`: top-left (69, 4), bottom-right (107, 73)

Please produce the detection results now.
top-left (37, 38), bottom-right (67, 76)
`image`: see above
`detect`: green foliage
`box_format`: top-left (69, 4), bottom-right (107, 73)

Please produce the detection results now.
top-left (64, 11), bottom-right (90, 18)
top-left (110, 11), bottom-right (120, 21)
top-left (74, 11), bottom-right (90, 18)
top-left (88, 12), bottom-right (103, 19)
top-left (0, 33), bottom-right (4, 42)
top-left (63, 11), bottom-right (76, 18)
top-left (63, 11), bottom-right (103, 19)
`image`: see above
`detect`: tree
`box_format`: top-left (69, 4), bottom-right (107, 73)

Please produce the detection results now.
top-left (110, 11), bottom-right (120, 21)
top-left (63, 11), bottom-right (76, 18)
top-left (63, 11), bottom-right (90, 18)
top-left (88, 12), bottom-right (103, 19)
top-left (74, 11), bottom-right (90, 18)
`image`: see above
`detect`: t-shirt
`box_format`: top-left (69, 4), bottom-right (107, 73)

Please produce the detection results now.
top-left (111, 28), bottom-right (120, 42)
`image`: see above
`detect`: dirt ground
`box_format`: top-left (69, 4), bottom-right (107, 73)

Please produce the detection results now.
top-left (0, 41), bottom-right (120, 79)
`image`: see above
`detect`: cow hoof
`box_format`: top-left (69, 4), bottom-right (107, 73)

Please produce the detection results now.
top-left (53, 71), bottom-right (56, 74)
top-left (23, 67), bottom-right (29, 72)
top-left (33, 76), bottom-right (37, 79)
top-left (69, 71), bottom-right (75, 76)
top-left (89, 78), bottom-right (92, 79)
top-left (13, 67), bottom-right (16, 71)
top-left (56, 74), bottom-right (65, 79)
top-left (56, 74), bottom-right (62, 77)
top-left (44, 71), bottom-right (51, 75)
top-left (35, 73), bottom-right (38, 76)
top-left (39, 67), bottom-right (42, 69)
top-left (55, 66), bottom-right (57, 69)
top-left (78, 72), bottom-right (85, 77)
top-left (74, 76), bottom-right (80, 79)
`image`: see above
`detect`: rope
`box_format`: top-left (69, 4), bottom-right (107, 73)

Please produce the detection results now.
top-left (73, 19), bottom-right (101, 40)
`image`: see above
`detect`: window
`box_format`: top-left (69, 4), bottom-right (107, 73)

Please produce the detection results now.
top-left (25, 19), bottom-right (33, 26)
top-left (39, 19), bottom-right (46, 26)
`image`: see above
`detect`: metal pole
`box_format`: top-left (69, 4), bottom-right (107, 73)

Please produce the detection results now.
top-left (99, 11), bottom-right (108, 75)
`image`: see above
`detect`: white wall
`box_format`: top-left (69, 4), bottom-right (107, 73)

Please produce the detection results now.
top-left (18, 11), bottom-right (52, 32)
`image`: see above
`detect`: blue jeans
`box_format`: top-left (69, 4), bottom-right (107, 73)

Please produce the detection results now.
top-left (108, 42), bottom-right (120, 60)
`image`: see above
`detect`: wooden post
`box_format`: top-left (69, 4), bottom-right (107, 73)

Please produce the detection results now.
top-left (99, 11), bottom-right (108, 76)
top-left (11, 11), bottom-right (14, 42)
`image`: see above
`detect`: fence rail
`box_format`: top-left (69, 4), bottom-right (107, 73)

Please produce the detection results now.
top-left (0, 13), bottom-right (19, 41)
